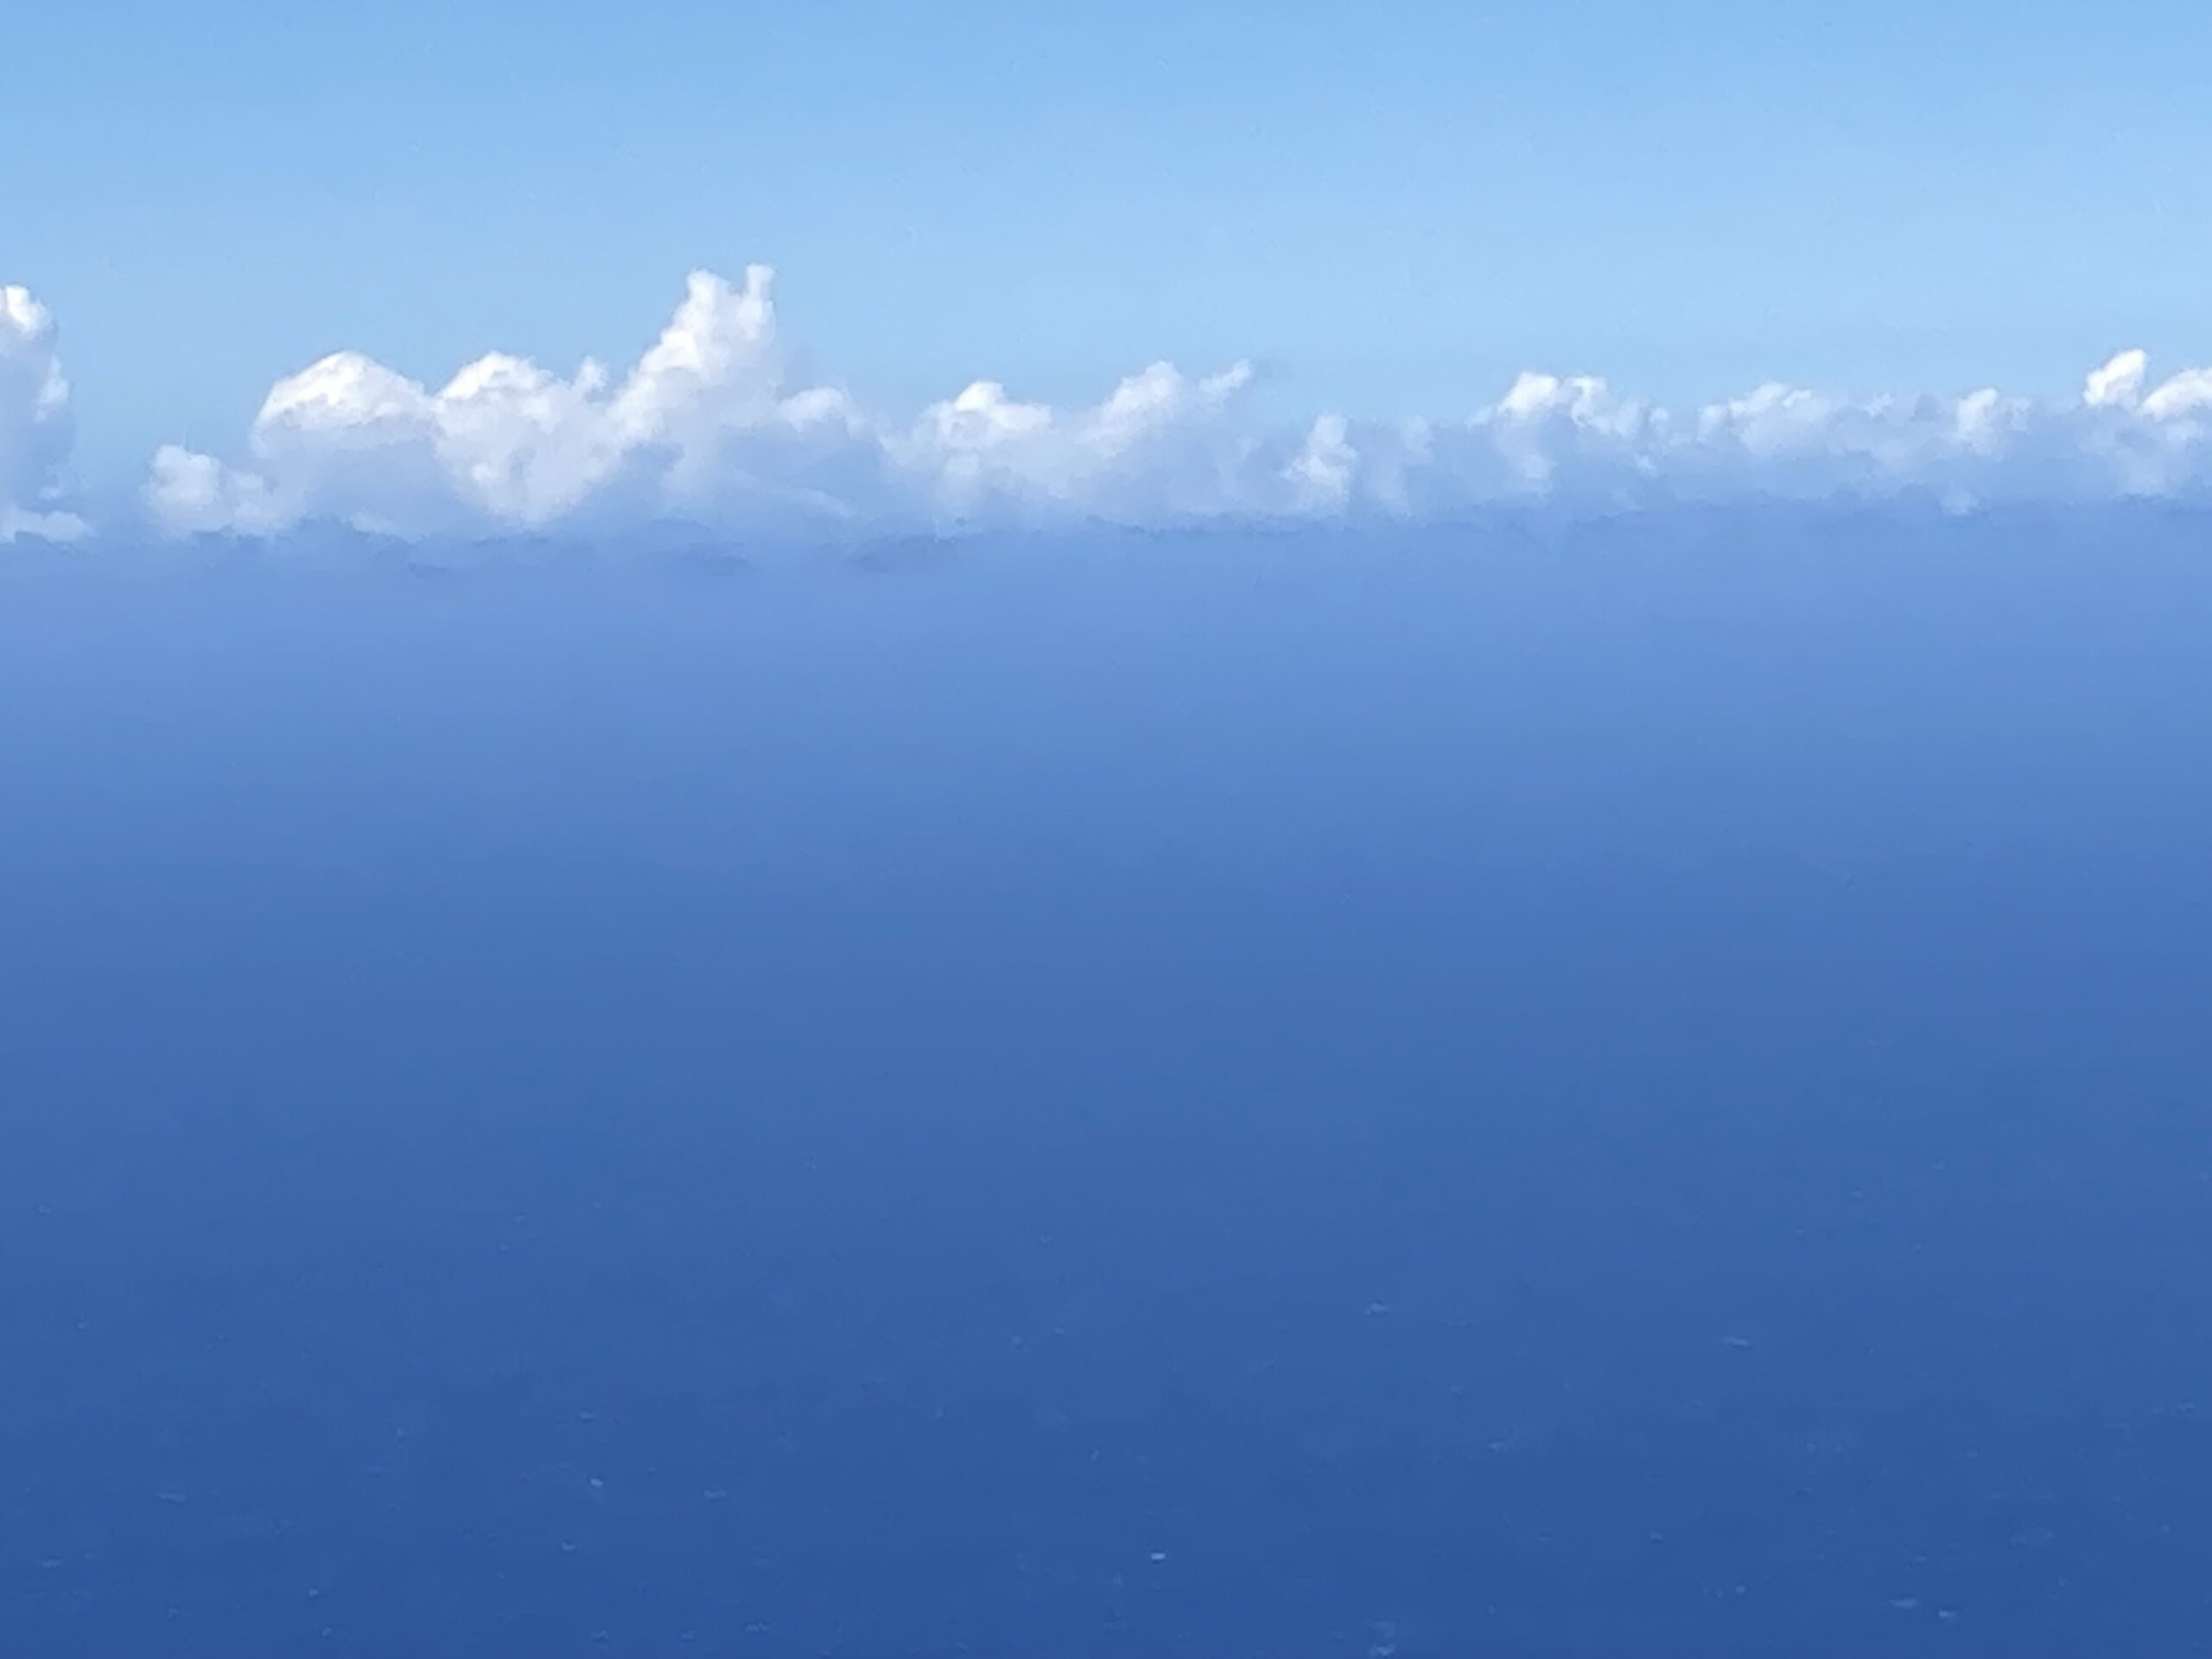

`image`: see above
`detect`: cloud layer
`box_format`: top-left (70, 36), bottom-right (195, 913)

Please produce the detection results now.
top-left (0, 286), bottom-right (83, 542)
top-left (10, 269), bottom-right (2212, 543)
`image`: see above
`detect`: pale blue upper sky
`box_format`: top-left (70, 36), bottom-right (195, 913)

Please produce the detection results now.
top-left (8, 0), bottom-right (2212, 486)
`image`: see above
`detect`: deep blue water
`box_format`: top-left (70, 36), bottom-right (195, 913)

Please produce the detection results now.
top-left (6, 518), bottom-right (2212, 1656)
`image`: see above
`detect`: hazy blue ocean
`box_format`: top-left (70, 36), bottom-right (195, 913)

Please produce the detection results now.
top-left (6, 518), bottom-right (2211, 1656)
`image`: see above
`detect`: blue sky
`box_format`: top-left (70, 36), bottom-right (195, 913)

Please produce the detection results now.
top-left (7, 0), bottom-right (2211, 495)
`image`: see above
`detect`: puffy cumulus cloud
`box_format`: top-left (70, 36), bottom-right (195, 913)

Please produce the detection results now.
top-left (898, 360), bottom-right (1259, 524)
top-left (0, 285), bottom-right (85, 542)
top-left (148, 268), bottom-right (1269, 539)
top-left (1280, 351), bottom-right (2212, 520)
top-left (151, 268), bottom-right (861, 537)
top-left (144, 268), bottom-right (2212, 539)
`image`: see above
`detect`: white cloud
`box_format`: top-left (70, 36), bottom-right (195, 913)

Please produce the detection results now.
top-left (1276, 350), bottom-right (2212, 520)
top-left (146, 268), bottom-right (1278, 538)
top-left (0, 285), bottom-right (85, 542)
top-left (898, 360), bottom-right (1259, 524)
top-left (99, 266), bottom-right (2212, 537)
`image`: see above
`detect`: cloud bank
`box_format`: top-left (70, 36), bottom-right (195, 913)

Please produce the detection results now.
top-left (0, 286), bottom-right (84, 542)
top-left (10, 269), bottom-right (2212, 542)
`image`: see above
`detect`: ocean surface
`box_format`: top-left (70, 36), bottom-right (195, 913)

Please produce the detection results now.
top-left (5, 518), bottom-right (2212, 1656)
